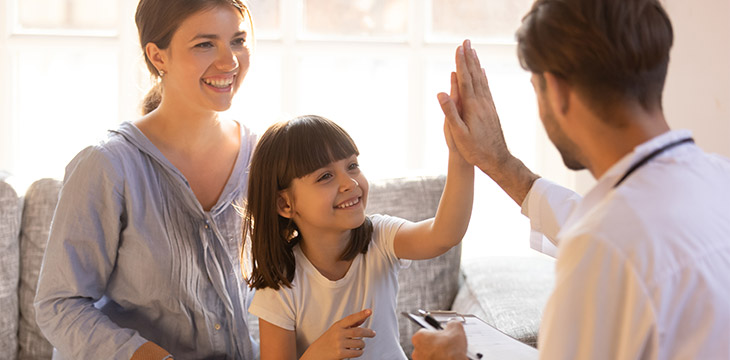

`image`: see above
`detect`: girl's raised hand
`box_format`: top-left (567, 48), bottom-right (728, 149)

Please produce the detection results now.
top-left (301, 309), bottom-right (376, 360)
top-left (442, 71), bottom-right (461, 154)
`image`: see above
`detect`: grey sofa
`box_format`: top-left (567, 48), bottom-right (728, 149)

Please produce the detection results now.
top-left (0, 174), bottom-right (553, 359)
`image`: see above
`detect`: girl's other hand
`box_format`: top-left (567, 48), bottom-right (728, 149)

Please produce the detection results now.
top-left (301, 309), bottom-right (376, 360)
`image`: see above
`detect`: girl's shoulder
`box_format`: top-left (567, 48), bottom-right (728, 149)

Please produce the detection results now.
top-left (366, 214), bottom-right (408, 263)
top-left (368, 214), bottom-right (408, 238)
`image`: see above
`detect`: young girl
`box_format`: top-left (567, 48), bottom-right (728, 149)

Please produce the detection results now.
top-left (246, 114), bottom-right (474, 359)
top-left (34, 1), bottom-right (258, 358)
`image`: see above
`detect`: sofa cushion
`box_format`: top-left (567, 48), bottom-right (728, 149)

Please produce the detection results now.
top-left (366, 175), bottom-right (460, 357)
top-left (18, 179), bottom-right (61, 360)
top-left (0, 180), bottom-right (22, 359)
top-left (451, 255), bottom-right (555, 348)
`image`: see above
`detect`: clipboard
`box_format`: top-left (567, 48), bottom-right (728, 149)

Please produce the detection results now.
top-left (402, 310), bottom-right (538, 360)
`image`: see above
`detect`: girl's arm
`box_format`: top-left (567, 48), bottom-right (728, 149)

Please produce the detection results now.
top-left (394, 72), bottom-right (475, 260)
top-left (259, 319), bottom-right (297, 360)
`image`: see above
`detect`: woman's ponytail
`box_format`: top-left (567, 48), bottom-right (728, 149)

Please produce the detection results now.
top-left (141, 82), bottom-right (162, 115)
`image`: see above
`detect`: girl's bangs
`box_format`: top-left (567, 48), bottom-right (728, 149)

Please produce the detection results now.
top-left (283, 116), bottom-right (360, 182)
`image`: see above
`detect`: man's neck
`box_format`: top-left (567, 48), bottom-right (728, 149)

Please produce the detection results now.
top-left (579, 103), bottom-right (671, 179)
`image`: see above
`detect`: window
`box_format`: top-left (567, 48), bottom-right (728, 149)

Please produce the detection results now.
top-left (1, 0), bottom-right (564, 258)
top-left (17, 0), bottom-right (119, 33)
top-left (1, 0), bottom-right (141, 188)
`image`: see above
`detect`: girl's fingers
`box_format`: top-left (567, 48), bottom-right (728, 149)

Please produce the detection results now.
top-left (341, 347), bottom-right (365, 358)
top-left (450, 71), bottom-right (460, 103)
top-left (347, 326), bottom-right (376, 339)
top-left (339, 309), bottom-right (372, 328)
top-left (450, 72), bottom-right (462, 118)
top-left (438, 93), bottom-right (467, 133)
top-left (344, 338), bottom-right (366, 350)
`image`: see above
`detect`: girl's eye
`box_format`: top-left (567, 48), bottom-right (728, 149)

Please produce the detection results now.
top-left (348, 162), bottom-right (360, 171)
top-left (317, 173), bottom-right (333, 182)
top-left (194, 42), bottom-right (214, 49)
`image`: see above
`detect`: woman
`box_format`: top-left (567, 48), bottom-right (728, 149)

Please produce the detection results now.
top-left (34, 0), bottom-right (257, 359)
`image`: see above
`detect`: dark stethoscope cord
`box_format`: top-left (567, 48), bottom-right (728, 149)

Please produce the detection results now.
top-left (613, 137), bottom-right (695, 188)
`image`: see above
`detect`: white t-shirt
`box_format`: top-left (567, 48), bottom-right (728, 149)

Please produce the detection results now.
top-left (249, 214), bottom-right (410, 360)
top-left (522, 130), bottom-right (730, 359)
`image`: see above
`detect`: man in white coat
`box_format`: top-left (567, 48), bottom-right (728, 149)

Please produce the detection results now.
top-left (412, 0), bottom-right (730, 359)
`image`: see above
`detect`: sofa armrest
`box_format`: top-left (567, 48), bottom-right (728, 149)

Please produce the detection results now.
top-left (0, 179), bottom-right (22, 359)
top-left (18, 179), bottom-right (61, 360)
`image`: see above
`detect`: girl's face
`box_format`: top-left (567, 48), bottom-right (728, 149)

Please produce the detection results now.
top-left (160, 5), bottom-right (251, 113)
top-left (279, 154), bottom-right (369, 240)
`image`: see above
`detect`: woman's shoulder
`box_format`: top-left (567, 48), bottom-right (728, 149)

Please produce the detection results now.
top-left (67, 142), bottom-right (121, 176)
top-left (63, 126), bottom-right (146, 185)
top-left (226, 119), bottom-right (255, 139)
top-left (59, 144), bottom-right (126, 200)
top-left (81, 130), bottom-right (134, 159)
top-left (232, 120), bottom-right (258, 153)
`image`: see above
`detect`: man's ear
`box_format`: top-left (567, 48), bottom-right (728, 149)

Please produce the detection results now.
top-left (543, 72), bottom-right (571, 116)
top-left (277, 191), bottom-right (294, 219)
top-left (145, 42), bottom-right (167, 75)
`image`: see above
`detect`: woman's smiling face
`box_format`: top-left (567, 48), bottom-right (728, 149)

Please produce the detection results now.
top-left (160, 4), bottom-right (251, 113)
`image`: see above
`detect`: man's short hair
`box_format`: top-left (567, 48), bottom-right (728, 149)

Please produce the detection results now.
top-left (517, 0), bottom-right (673, 121)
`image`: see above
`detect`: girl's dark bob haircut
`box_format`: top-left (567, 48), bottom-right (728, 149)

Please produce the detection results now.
top-left (244, 115), bottom-right (373, 290)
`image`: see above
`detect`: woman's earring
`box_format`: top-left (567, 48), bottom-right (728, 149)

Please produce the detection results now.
top-left (158, 69), bottom-right (166, 77)
top-left (288, 229), bottom-right (299, 242)
top-left (283, 222), bottom-right (299, 243)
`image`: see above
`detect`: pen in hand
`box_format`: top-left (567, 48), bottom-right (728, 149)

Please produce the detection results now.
top-left (416, 310), bottom-right (483, 359)
top-left (424, 314), bottom-right (443, 330)
top-left (418, 309), bottom-right (444, 330)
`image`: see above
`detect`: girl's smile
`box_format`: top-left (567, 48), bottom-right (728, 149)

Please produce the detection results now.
top-left (335, 196), bottom-right (362, 209)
